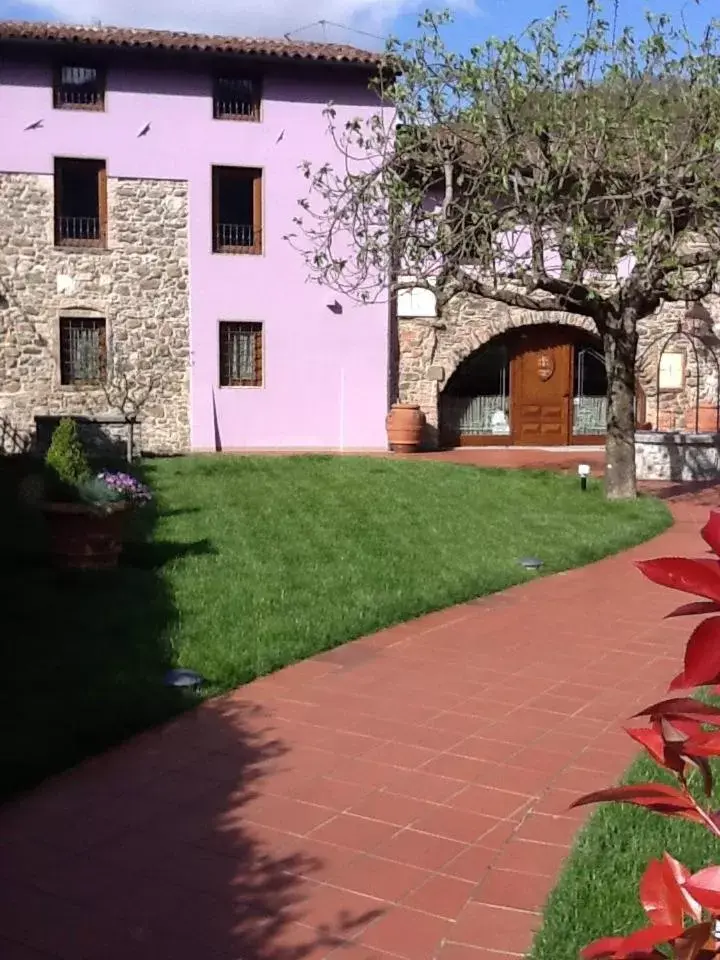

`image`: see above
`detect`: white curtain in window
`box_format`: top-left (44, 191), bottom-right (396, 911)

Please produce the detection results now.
top-left (231, 330), bottom-right (254, 380)
top-left (71, 325), bottom-right (101, 381)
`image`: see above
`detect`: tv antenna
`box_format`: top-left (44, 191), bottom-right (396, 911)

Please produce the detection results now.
top-left (284, 20), bottom-right (387, 45)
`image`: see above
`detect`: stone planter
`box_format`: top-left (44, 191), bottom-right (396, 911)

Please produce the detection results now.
top-left (635, 430), bottom-right (720, 482)
top-left (42, 500), bottom-right (131, 571)
top-left (386, 403), bottom-right (426, 453)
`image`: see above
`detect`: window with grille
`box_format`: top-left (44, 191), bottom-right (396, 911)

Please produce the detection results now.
top-left (53, 65), bottom-right (105, 110)
top-left (54, 157), bottom-right (107, 248)
top-left (59, 317), bottom-right (107, 385)
top-left (219, 322), bottom-right (263, 387)
top-left (213, 75), bottom-right (261, 121)
top-left (212, 166), bottom-right (262, 254)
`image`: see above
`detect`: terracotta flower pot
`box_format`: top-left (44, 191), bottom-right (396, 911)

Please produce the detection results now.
top-left (42, 501), bottom-right (130, 571)
top-left (386, 403), bottom-right (426, 453)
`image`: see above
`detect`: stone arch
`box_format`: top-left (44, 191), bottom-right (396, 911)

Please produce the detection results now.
top-left (58, 305), bottom-right (106, 318)
top-left (435, 297), bottom-right (598, 390)
top-left (397, 297), bottom-right (603, 441)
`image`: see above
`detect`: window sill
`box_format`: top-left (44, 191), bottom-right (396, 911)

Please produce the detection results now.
top-left (54, 242), bottom-right (109, 253)
top-left (53, 102), bottom-right (105, 112)
top-left (218, 383), bottom-right (264, 390)
top-left (212, 247), bottom-right (262, 256)
top-left (58, 383), bottom-right (108, 390)
top-left (213, 113), bottom-right (261, 122)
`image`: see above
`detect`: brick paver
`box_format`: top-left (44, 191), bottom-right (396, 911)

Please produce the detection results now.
top-left (0, 467), bottom-right (714, 960)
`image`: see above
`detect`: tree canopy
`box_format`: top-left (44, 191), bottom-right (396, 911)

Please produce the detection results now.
top-left (290, 1), bottom-right (720, 322)
top-left (288, 1), bottom-right (720, 500)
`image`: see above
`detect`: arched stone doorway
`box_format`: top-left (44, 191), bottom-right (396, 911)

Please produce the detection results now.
top-left (440, 324), bottom-right (626, 446)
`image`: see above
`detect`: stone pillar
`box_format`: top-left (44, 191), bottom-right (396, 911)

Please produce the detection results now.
top-left (397, 319), bottom-right (440, 440)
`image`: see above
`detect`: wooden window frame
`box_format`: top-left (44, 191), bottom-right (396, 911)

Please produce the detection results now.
top-left (53, 64), bottom-right (106, 111)
top-left (211, 166), bottom-right (263, 255)
top-left (59, 316), bottom-right (108, 386)
top-left (212, 74), bottom-right (261, 121)
top-left (54, 157), bottom-right (108, 249)
top-left (219, 321), bottom-right (263, 387)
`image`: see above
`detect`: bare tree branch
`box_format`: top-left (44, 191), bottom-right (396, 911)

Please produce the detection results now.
top-left (101, 340), bottom-right (173, 419)
top-left (456, 274), bottom-right (593, 314)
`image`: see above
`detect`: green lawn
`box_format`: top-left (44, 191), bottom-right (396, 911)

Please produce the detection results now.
top-left (0, 455), bottom-right (670, 799)
top-left (529, 753), bottom-right (719, 960)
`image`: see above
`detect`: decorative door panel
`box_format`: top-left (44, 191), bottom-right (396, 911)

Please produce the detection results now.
top-left (511, 330), bottom-right (572, 446)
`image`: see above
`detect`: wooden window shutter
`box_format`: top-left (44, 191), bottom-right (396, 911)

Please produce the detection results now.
top-left (97, 163), bottom-right (108, 245)
top-left (212, 167), bottom-right (220, 252)
top-left (53, 159), bottom-right (63, 245)
top-left (253, 171), bottom-right (263, 254)
top-left (253, 323), bottom-right (263, 384)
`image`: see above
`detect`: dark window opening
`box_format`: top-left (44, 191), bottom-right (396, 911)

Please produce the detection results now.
top-left (573, 345), bottom-right (607, 398)
top-left (212, 166), bottom-right (262, 254)
top-left (54, 158), bottom-right (107, 248)
top-left (445, 343), bottom-right (510, 398)
top-left (573, 343), bottom-right (608, 437)
top-left (213, 76), bottom-right (261, 121)
top-left (441, 343), bottom-right (511, 438)
top-left (54, 65), bottom-right (105, 110)
top-left (219, 322), bottom-right (263, 387)
top-left (60, 317), bottom-right (107, 385)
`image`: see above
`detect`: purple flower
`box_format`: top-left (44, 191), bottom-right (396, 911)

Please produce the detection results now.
top-left (97, 470), bottom-right (153, 504)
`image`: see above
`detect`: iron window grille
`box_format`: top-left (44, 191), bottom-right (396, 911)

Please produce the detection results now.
top-left (54, 65), bottom-right (105, 110)
top-left (213, 76), bottom-right (261, 121)
top-left (60, 317), bottom-right (107, 385)
top-left (219, 322), bottom-right (263, 387)
top-left (54, 157), bottom-right (107, 248)
top-left (212, 166), bottom-right (262, 255)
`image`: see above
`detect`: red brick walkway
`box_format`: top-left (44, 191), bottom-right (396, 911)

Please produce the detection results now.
top-left (0, 487), bottom-right (714, 960)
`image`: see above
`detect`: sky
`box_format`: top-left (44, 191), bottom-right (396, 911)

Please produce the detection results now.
top-left (0, 0), bottom-right (713, 51)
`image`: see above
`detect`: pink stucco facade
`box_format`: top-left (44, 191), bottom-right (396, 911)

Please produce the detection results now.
top-left (0, 54), bottom-right (389, 451)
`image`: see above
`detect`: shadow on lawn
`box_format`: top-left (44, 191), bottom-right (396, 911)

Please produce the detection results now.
top-left (0, 454), bottom-right (377, 958)
top-left (0, 454), bottom-right (214, 801)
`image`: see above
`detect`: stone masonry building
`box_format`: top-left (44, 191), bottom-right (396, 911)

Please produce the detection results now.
top-left (0, 22), bottom-right (389, 455)
top-left (0, 173), bottom-right (190, 453)
top-left (397, 283), bottom-right (720, 449)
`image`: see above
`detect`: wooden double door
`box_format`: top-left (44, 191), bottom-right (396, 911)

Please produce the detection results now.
top-left (510, 327), bottom-right (573, 446)
top-left (441, 324), bottom-right (609, 447)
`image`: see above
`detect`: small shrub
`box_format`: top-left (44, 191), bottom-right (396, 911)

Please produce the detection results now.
top-left (45, 419), bottom-right (91, 496)
top-left (76, 475), bottom-right (124, 507)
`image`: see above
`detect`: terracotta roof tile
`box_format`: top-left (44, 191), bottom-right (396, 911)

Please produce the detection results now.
top-left (0, 20), bottom-right (381, 67)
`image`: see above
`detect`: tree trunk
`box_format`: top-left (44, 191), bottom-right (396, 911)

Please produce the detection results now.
top-left (603, 309), bottom-right (639, 501)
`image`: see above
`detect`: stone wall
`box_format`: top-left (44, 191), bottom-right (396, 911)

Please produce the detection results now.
top-left (636, 300), bottom-right (720, 431)
top-left (0, 172), bottom-right (190, 454)
top-left (636, 430), bottom-right (720, 482)
top-left (398, 289), bottom-right (720, 444)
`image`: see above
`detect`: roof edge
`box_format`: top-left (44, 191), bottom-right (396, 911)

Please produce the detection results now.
top-left (0, 20), bottom-right (384, 69)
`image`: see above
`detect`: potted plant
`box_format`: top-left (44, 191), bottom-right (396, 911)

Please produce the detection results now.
top-left (40, 418), bottom-right (152, 570)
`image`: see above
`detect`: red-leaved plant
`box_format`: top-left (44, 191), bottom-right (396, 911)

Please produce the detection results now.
top-left (573, 511), bottom-right (720, 960)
